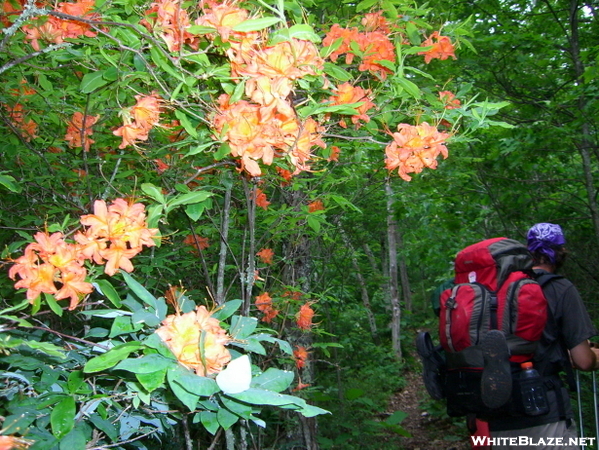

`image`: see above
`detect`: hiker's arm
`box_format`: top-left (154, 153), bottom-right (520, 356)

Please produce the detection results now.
top-left (570, 340), bottom-right (599, 371)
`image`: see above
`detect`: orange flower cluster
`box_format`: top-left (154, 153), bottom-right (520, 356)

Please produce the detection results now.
top-left (293, 346), bottom-right (309, 369)
top-left (308, 200), bottom-right (324, 213)
top-left (256, 248), bottom-right (274, 265)
top-left (439, 90), bottom-right (461, 109)
top-left (296, 302), bottom-right (315, 330)
top-left (183, 234), bottom-right (210, 253)
top-left (23, 0), bottom-right (100, 51)
top-left (385, 122), bottom-right (450, 181)
top-left (9, 199), bottom-right (158, 308)
top-left (156, 306), bottom-right (232, 376)
top-left (140, 0), bottom-right (198, 52)
top-left (2, 103), bottom-right (37, 141)
top-left (8, 231), bottom-right (93, 309)
top-left (255, 292), bottom-right (279, 323)
top-left (254, 188), bottom-right (270, 210)
top-left (418, 31), bottom-right (456, 64)
top-left (328, 82), bottom-right (375, 129)
top-left (74, 199), bottom-right (159, 276)
top-left (323, 12), bottom-right (396, 80)
top-left (113, 92), bottom-right (163, 149)
top-left (64, 111), bottom-right (99, 151)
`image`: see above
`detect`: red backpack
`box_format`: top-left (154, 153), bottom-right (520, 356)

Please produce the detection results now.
top-left (438, 237), bottom-right (547, 416)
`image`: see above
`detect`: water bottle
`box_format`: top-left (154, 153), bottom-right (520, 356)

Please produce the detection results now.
top-left (519, 362), bottom-right (549, 416)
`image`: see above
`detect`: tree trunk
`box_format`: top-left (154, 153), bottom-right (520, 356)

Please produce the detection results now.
top-left (397, 227), bottom-right (412, 313)
top-left (385, 179), bottom-right (402, 360)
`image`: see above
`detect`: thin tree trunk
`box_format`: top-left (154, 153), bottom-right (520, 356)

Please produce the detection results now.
top-left (241, 178), bottom-right (257, 316)
top-left (215, 175), bottom-right (233, 305)
top-left (385, 178), bottom-right (402, 360)
top-left (397, 228), bottom-right (412, 312)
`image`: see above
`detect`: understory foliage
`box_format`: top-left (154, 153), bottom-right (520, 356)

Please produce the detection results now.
top-left (0, 0), bottom-right (513, 448)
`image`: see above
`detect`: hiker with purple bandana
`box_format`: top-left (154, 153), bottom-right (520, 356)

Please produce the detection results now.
top-left (488, 223), bottom-right (599, 449)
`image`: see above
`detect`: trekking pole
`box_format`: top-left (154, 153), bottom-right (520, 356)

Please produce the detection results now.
top-left (577, 370), bottom-right (584, 438)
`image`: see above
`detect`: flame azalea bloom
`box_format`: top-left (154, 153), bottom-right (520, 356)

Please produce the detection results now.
top-left (356, 31), bottom-right (395, 79)
top-left (418, 31), bottom-right (456, 64)
top-left (293, 346), bottom-right (309, 369)
top-left (113, 93), bottom-right (162, 148)
top-left (385, 122), bottom-right (450, 181)
top-left (183, 234), bottom-right (210, 253)
top-left (276, 167), bottom-right (293, 184)
top-left (308, 200), bottom-right (324, 213)
top-left (293, 381), bottom-right (311, 391)
top-left (156, 306), bottom-right (231, 376)
top-left (141, 0), bottom-right (198, 52)
top-left (255, 292), bottom-right (278, 323)
top-left (361, 11), bottom-right (391, 33)
top-left (3, 103), bottom-right (38, 141)
top-left (322, 24), bottom-right (360, 64)
top-left (286, 117), bottom-right (326, 175)
top-left (439, 90), bottom-right (461, 109)
top-left (256, 248), bottom-right (274, 264)
top-left (8, 231), bottom-right (93, 308)
top-left (254, 188), bottom-right (270, 210)
top-left (296, 302), bottom-right (315, 330)
top-left (113, 123), bottom-right (149, 149)
top-left (75, 198), bottom-right (159, 275)
top-left (329, 83), bottom-right (375, 129)
top-left (2, 0), bottom-right (25, 26)
top-left (0, 435), bottom-right (34, 450)
top-left (327, 145), bottom-right (341, 162)
top-left (195, 2), bottom-right (256, 45)
top-left (64, 111), bottom-right (99, 151)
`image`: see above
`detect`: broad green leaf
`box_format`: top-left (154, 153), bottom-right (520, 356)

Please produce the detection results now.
top-left (141, 182), bottom-right (166, 204)
top-left (174, 109), bottom-right (199, 138)
top-left (43, 292), bottom-right (63, 317)
top-left (217, 407), bottom-right (239, 430)
top-left (167, 364), bottom-right (219, 397)
top-left (251, 368), bottom-right (294, 392)
top-left (136, 367), bottom-right (167, 392)
top-left (114, 354), bottom-right (174, 374)
top-left (229, 315), bottom-right (258, 340)
top-left (22, 340), bottom-right (66, 359)
top-left (67, 370), bottom-right (84, 394)
top-left (167, 368), bottom-right (200, 411)
top-left (59, 425), bottom-right (86, 450)
top-left (94, 279), bottom-right (122, 308)
top-left (121, 272), bottom-right (158, 309)
top-left (0, 173), bottom-right (21, 192)
top-left (187, 25), bottom-right (216, 34)
top-left (323, 62), bottom-right (353, 81)
top-left (80, 71), bottom-right (110, 93)
top-left (212, 300), bottom-right (243, 321)
top-left (232, 17), bottom-right (281, 32)
top-left (166, 191), bottom-right (212, 210)
top-left (51, 396), bottom-right (75, 438)
top-left (395, 77), bottom-right (421, 99)
top-left (307, 215), bottom-right (321, 233)
top-left (228, 388), bottom-right (303, 408)
top-left (83, 342), bottom-right (142, 373)
top-left (200, 411), bottom-right (220, 435)
top-left (287, 24), bottom-right (321, 43)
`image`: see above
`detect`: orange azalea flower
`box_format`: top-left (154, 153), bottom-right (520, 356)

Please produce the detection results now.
top-left (141, 0), bottom-right (198, 52)
top-left (64, 111), bottom-right (99, 151)
top-left (327, 145), bottom-right (341, 162)
top-left (113, 93), bottom-right (162, 149)
top-left (254, 188), bottom-right (270, 210)
top-left (361, 11), bottom-right (391, 33)
top-left (385, 122), bottom-right (450, 181)
top-left (296, 302), bottom-right (315, 330)
top-left (292, 381), bottom-right (311, 391)
top-left (55, 268), bottom-right (94, 309)
top-left (283, 290), bottom-right (303, 301)
top-left (322, 24), bottom-right (360, 65)
top-left (276, 167), bottom-right (293, 184)
top-left (156, 306), bottom-right (231, 376)
top-left (195, 2), bottom-right (256, 45)
top-left (439, 90), bottom-right (461, 109)
top-left (113, 123), bottom-right (149, 149)
top-left (255, 292), bottom-right (279, 323)
top-left (256, 248), bottom-right (274, 265)
top-left (286, 117), bottom-right (326, 175)
top-left (355, 31), bottom-right (395, 79)
top-left (0, 435), bottom-right (34, 450)
top-left (329, 83), bottom-right (375, 129)
top-left (183, 234), bottom-right (210, 253)
top-left (3, 103), bottom-right (37, 141)
top-left (293, 346), bottom-right (309, 369)
top-left (1, 0), bottom-right (25, 26)
top-left (418, 31), bottom-right (456, 64)
top-left (308, 200), bottom-right (324, 213)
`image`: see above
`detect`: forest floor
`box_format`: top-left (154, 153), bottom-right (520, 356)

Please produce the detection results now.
top-left (384, 359), bottom-right (472, 450)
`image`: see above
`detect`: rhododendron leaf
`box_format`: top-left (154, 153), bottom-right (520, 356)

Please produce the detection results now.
top-left (141, 183), bottom-right (166, 205)
top-left (214, 143), bottom-right (231, 161)
top-left (0, 173), bottom-right (21, 193)
top-left (221, 397), bottom-right (253, 419)
top-left (109, 315), bottom-right (143, 337)
top-left (307, 215), bottom-right (320, 233)
top-left (323, 62), bottom-right (352, 81)
top-left (229, 80), bottom-right (246, 104)
top-left (80, 71), bottom-right (110, 94)
top-left (168, 376), bottom-right (200, 411)
top-left (185, 201), bottom-right (209, 221)
top-left (396, 77), bottom-right (421, 99)
top-left (103, 66), bottom-right (118, 82)
top-left (185, 141), bottom-right (214, 157)
top-left (250, 334), bottom-right (293, 355)
top-left (166, 191), bottom-right (212, 211)
top-left (51, 396), bottom-right (75, 438)
top-left (43, 292), bottom-right (63, 317)
top-left (233, 337), bottom-right (266, 355)
top-left (121, 272), bottom-right (158, 310)
top-left (136, 367), bottom-right (167, 392)
top-left (320, 37), bottom-right (344, 58)
top-left (228, 388), bottom-right (304, 409)
top-left (114, 354), bottom-right (174, 374)
top-left (217, 407), bottom-right (239, 430)
top-left (200, 411), bottom-right (219, 435)
top-left (288, 24), bottom-right (321, 43)
top-left (22, 340), bottom-right (66, 359)
top-left (212, 300), bottom-right (243, 321)
top-left (131, 309), bottom-right (162, 327)
top-left (251, 368), bottom-right (294, 392)
top-left (186, 25), bottom-right (216, 35)
top-left (229, 315), bottom-right (258, 340)
top-left (232, 17), bottom-right (281, 32)
top-left (174, 110), bottom-right (198, 138)
top-left (405, 21), bottom-right (421, 45)
top-left (84, 342), bottom-right (142, 373)
top-left (150, 47), bottom-right (184, 82)
top-left (298, 404), bottom-right (331, 418)
top-left (94, 279), bottom-right (122, 307)
top-left (356, 0), bottom-right (378, 12)
top-left (168, 364), bottom-right (219, 397)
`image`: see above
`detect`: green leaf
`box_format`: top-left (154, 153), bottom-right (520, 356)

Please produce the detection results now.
top-left (83, 342), bottom-right (142, 373)
top-left (141, 182), bottom-right (166, 205)
top-left (200, 411), bottom-right (220, 435)
top-left (51, 396), bottom-right (75, 439)
top-left (229, 315), bottom-right (258, 340)
top-left (217, 407), bottom-right (239, 430)
top-left (114, 354), bottom-right (174, 374)
top-left (228, 388), bottom-right (303, 408)
top-left (395, 77), bottom-right (421, 99)
top-left (212, 300), bottom-right (243, 321)
top-left (59, 425), bottom-right (86, 450)
top-left (323, 62), bottom-right (353, 81)
top-left (307, 215), bottom-right (321, 233)
top-left (94, 279), bottom-right (122, 308)
top-left (251, 368), bottom-right (294, 392)
top-left (287, 24), bottom-right (321, 43)
top-left (187, 25), bottom-right (216, 35)
top-left (166, 191), bottom-right (212, 210)
top-left (136, 367), bottom-right (167, 392)
top-left (167, 364), bottom-right (219, 397)
top-left (22, 340), bottom-right (67, 359)
top-left (174, 109), bottom-right (199, 138)
top-left (232, 17), bottom-right (281, 32)
top-left (43, 292), bottom-right (63, 317)
top-left (67, 370), bottom-right (84, 394)
top-left (0, 173), bottom-right (21, 192)
top-left (121, 272), bottom-right (158, 309)
top-left (80, 71), bottom-right (110, 93)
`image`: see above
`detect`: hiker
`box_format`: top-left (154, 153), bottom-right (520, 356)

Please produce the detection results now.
top-left (487, 223), bottom-right (599, 449)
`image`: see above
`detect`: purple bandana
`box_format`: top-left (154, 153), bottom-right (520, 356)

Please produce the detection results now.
top-left (526, 223), bottom-right (566, 264)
